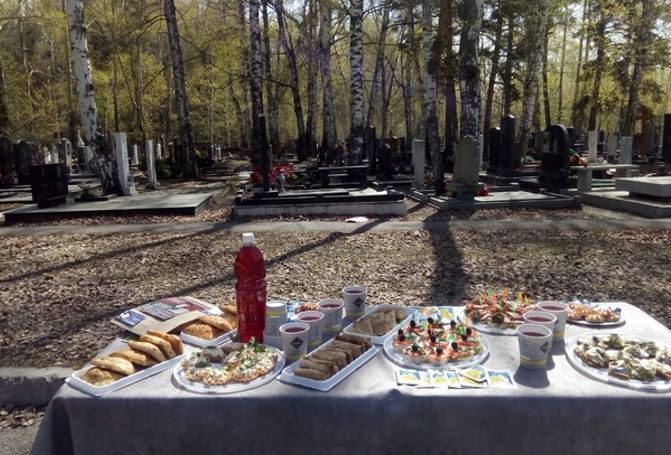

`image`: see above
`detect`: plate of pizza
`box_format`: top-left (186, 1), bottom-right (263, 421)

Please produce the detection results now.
top-left (383, 315), bottom-right (489, 370)
top-left (173, 339), bottom-right (284, 394)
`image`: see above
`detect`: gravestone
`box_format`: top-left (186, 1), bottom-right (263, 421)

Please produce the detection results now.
top-left (13, 141), bottom-right (35, 185)
top-left (498, 115), bottom-right (516, 173)
top-left (607, 135), bottom-right (618, 162)
top-left (566, 127), bottom-right (576, 149)
top-left (487, 127), bottom-right (501, 172)
top-left (113, 132), bottom-right (136, 196)
top-left (399, 137), bottom-right (409, 166)
top-left (451, 136), bottom-right (480, 201)
top-left (662, 114), bottom-right (671, 162)
top-left (413, 139), bottom-right (425, 189)
top-left (478, 134), bottom-right (484, 169)
top-left (131, 144), bottom-right (140, 166)
top-left (0, 136), bottom-right (14, 187)
top-left (587, 130), bottom-right (598, 162)
top-left (620, 136), bottom-right (633, 165)
top-left (378, 143), bottom-right (393, 180)
top-left (30, 163), bottom-right (68, 208)
top-left (539, 124), bottom-right (571, 188)
top-left (60, 138), bottom-right (73, 170)
top-left (43, 147), bottom-right (52, 164)
top-left (145, 139), bottom-right (159, 190)
top-left (364, 125), bottom-right (377, 172)
top-left (156, 142), bottom-right (163, 160)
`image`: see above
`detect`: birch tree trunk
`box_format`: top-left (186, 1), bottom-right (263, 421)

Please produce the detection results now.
top-left (305, 0), bottom-right (318, 157)
top-left (348, 0), bottom-right (365, 164)
top-left (458, 0), bottom-right (484, 142)
top-left (249, 0), bottom-right (265, 165)
top-left (238, 1), bottom-right (251, 149)
top-left (164, 0), bottom-right (198, 178)
top-left (0, 55), bottom-right (9, 136)
top-left (502, 4), bottom-right (514, 115)
top-left (438, 0), bottom-right (458, 160)
top-left (588, 3), bottom-right (607, 132)
top-left (366, 2), bottom-right (391, 129)
top-left (483, 4), bottom-right (503, 161)
top-left (542, 29), bottom-right (552, 129)
top-left (66, 0), bottom-right (119, 194)
top-left (276, 0), bottom-right (306, 156)
top-left (571, 0), bottom-right (588, 131)
top-left (402, 2), bottom-right (414, 143)
top-left (517, 0), bottom-right (550, 155)
top-left (423, 0), bottom-right (444, 194)
top-left (319, 1), bottom-right (337, 162)
top-left (261, 0), bottom-right (279, 153)
top-left (622, 0), bottom-right (653, 136)
top-left (557, 13), bottom-right (568, 123)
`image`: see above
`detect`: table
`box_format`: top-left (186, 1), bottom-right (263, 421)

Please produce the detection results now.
top-left (32, 303), bottom-right (671, 455)
top-left (571, 164), bottom-right (639, 192)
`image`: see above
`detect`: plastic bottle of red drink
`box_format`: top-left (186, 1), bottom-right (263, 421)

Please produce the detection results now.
top-left (235, 233), bottom-right (266, 342)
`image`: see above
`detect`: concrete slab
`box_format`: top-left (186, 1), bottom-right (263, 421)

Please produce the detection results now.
top-left (233, 200), bottom-right (406, 217)
top-left (581, 190), bottom-right (671, 218)
top-left (0, 367), bottom-right (72, 406)
top-left (616, 176), bottom-right (671, 198)
top-left (3, 192), bottom-right (213, 222)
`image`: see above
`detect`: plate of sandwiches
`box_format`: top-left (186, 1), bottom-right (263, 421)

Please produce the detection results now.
top-left (173, 339), bottom-right (284, 394)
top-left (67, 330), bottom-right (185, 397)
top-left (180, 304), bottom-right (238, 347)
top-left (342, 304), bottom-right (415, 344)
top-left (278, 333), bottom-right (379, 392)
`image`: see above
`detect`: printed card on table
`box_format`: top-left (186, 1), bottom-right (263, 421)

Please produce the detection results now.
top-left (396, 369), bottom-right (422, 386)
top-left (486, 370), bottom-right (516, 389)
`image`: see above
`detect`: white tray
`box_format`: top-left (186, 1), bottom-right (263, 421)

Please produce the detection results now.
top-left (180, 329), bottom-right (237, 348)
top-left (173, 345), bottom-right (285, 394)
top-left (567, 302), bottom-right (626, 327)
top-left (342, 304), bottom-right (415, 344)
top-left (278, 339), bottom-right (380, 391)
top-left (383, 334), bottom-right (490, 371)
top-left (67, 354), bottom-right (185, 397)
top-left (565, 333), bottom-right (671, 392)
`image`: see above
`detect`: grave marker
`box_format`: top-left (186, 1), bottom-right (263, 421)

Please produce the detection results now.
top-left (498, 114), bottom-right (516, 172)
top-left (413, 139), bottom-right (425, 189)
top-left (145, 139), bottom-right (159, 190)
top-left (539, 124), bottom-right (571, 188)
top-left (113, 132), bottom-right (136, 196)
top-left (663, 114), bottom-right (671, 162)
top-left (451, 136), bottom-right (480, 201)
top-left (620, 136), bottom-right (633, 165)
top-left (487, 127), bottom-right (501, 171)
top-left (131, 144), bottom-right (140, 166)
top-left (13, 141), bottom-right (35, 185)
top-left (0, 136), bottom-right (14, 187)
top-left (607, 135), bottom-right (618, 161)
top-left (587, 130), bottom-right (598, 162)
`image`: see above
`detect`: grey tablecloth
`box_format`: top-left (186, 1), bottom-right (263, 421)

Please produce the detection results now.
top-left (32, 303), bottom-right (671, 455)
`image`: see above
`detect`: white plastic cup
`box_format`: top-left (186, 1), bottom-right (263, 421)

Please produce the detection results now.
top-left (517, 323), bottom-right (553, 370)
top-left (264, 300), bottom-right (288, 337)
top-left (279, 322), bottom-right (310, 361)
top-left (536, 301), bottom-right (569, 341)
top-left (523, 311), bottom-right (557, 344)
top-left (342, 285), bottom-right (367, 319)
top-left (296, 311), bottom-right (325, 349)
top-left (318, 298), bottom-right (345, 334)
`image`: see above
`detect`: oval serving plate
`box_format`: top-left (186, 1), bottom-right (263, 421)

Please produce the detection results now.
top-left (383, 333), bottom-right (490, 371)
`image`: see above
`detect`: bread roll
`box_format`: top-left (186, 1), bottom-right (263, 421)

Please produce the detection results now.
top-left (81, 367), bottom-right (124, 386)
top-left (199, 315), bottom-right (234, 332)
top-left (110, 349), bottom-right (157, 367)
top-left (91, 357), bottom-right (136, 376)
top-left (294, 367), bottom-right (328, 381)
top-left (128, 340), bottom-right (167, 363)
top-left (146, 330), bottom-right (184, 355)
top-left (140, 334), bottom-right (176, 359)
top-left (182, 322), bottom-right (222, 340)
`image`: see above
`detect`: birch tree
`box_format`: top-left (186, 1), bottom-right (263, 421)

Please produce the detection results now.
top-left (248, 0), bottom-right (265, 164)
top-left (402, 1), bottom-right (414, 143)
top-left (366, 1), bottom-right (392, 128)
top-left (164, 0), bottom-right (198, 178)
top-left (423, 0), bottom-right (444, 193)
top-left (319, 1), bottom-right (337, 162)
top-left (437, 0), bottom-right (458, 158)
top-left (348, 0), bottom-right (365, 164)
top-left (65, 0), bottom-right (119, 194)
top-left (0, 55), bottom-right (9, 136)
top-left (483, 2), bottom-right (503, 159)
top-left (261, 0), bottom-right (279, 152)
top-left (306, 0), bottom-right (318, 157)
top-left (458, 0), bottom-right (484, 142)
top-left (517, 0), bottom-right (551, 155)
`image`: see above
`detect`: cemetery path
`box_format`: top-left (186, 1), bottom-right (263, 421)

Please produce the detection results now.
top-left (1, 218), bottom-right (670, 237)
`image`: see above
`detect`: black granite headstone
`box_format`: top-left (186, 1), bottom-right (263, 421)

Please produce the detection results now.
top-left (566, 127), bottom-right (576, 150)
top-left (377, 143), bottom-right (393, 180)
top-left (30, 163), bottom-right (69, 208)
top-left (662, 114), bottom-right (671, 162)
top-left (498, 115), bottom-right (516, 172)
top-left (364, 125), bottom-right (377, 172)
top-left (0, 136), bottom-right (14, 187)
top-left (13, 141), bottom-right (35, 185)
top-left (487, 127), bottom-right (501, 172)
top-left (540, 124), bottom-right (571, 188)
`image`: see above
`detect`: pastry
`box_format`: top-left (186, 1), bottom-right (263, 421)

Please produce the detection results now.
top-left (182, 322), bottom-right (223, 340)
top-left (90, 356), bottom-right (136, 376)
top-left (146, 330), bottom-right (184, 355)
top-left (81, 367), bottom-right (124, 386)
top-left (220, 304), bottom-right (238, 316)
top-left (294, 367), bottom-right (329, 381)
top-left (198, 315), bottom-right (234, 332)
top-left (350, 317), bottom-right (374, 336)
top-left (140, 334), bottom-right (176, 359)
top-left (110, 349), bottom-right (158, 367)
top-left (128, 340), bottom-right (167, 362)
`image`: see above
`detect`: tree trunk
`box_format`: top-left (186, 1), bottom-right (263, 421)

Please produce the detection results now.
top-left (319, 1), bottom-right (337, 162)
top-left (423, 0), bottom-right (444, 194)
top-left (517, 0), bottom-right (550, 155)
top-left (402, 2), bottom-right (414, 143)
top-left (557, 12), bottom-right (568, 123)
top-left (483, 3), bottom-right (503, 161)
top-left (276, 0), bottom-right (306, 156)
top-left (542, 29), bottom-right (552, 129)
top-left (348, 0), bottom-right (365, 164)
top-left (228, 73), bottom-right (245, 148)
top-left (458, 0), bottom-right (484, 142)
top-left (164, 0), bottom-right (198, 178)
top-left (622, 0), bottom-right (653, 136)
top-left (238, 1), bottom-right (251, 149)
top-left (261, 0), bottom-right (279, 153)
top-left (248, 0), bottom-right (265, 167)
top-left (366, 2), bottom-right (392, 129)
top-left (502, 4), bottom-right (514, 115)
top-left (0, 55), bottom-right (10, 136)
top-left (571, 0), bottom-right (588, 131)
top-left (588, 4), bottom-right (607, 132)
top-left (66, 0), bottom-right (119, 194)
top-left (133, 37), bottom-right (146, 149)
top-left (438, 0), bottom-right (458, 161)
top-left (305, 0), bottom-right (318, 157)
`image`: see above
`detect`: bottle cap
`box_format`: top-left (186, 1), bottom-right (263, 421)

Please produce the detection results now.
top-left (242, 232), bottom-right (255, 245)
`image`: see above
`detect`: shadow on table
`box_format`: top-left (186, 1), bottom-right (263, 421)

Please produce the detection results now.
top-left (513, 366), bottom-right (550, 388)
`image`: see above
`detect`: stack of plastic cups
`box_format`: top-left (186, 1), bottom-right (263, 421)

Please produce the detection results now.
top-left (263, 300), bottom-right (287, 349)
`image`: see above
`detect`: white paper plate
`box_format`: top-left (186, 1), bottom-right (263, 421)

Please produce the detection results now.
top-left (278, 338), bottom-right (380, 391)
top-left (383, 334), bottom-right (490, 371)
top-left (565, 333), bottom-right (671, 392)
top-left (172, 345), bottom-right (284, 394)
top-left (180, 329), bottom-right (237, 348)
top-left (566, 302), bottom-right (626, 327)
top-left (67, 354), bottom-right (185, 397)
top-left (341, 304), bottom-right (415, 344)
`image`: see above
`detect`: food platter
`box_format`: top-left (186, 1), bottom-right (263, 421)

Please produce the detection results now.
top-left (567, 301), bottom-right (625, 327)
top-left (459, 290), bottom-right (534, 335)
top-left (383, 317), bottom-right (490, 371)
top-left (565, 333), bottom-right (671, 392)
top-left (173, 342), bottom-right (284, 394)
top-left (342, 304), bottom-right (415, 344)
top-left (457, 312), bottom-right (519, 335)
top-left (279, 334), bottom-right (379, 391)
